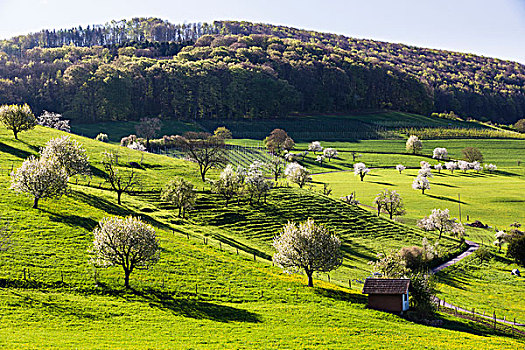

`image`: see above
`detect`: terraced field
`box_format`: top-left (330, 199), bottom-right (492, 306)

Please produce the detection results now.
top-left (187, 188), bottom-right (461, 285)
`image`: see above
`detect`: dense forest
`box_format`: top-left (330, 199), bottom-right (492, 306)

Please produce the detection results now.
top-left (0, 18), bottom-right (523, 124)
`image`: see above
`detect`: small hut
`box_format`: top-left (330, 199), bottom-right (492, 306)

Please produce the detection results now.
top-left (362, 278), bottom-right (410, 313)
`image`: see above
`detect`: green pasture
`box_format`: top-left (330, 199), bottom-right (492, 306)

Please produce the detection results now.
top-left (435, 252), bottom-right (525, 324)
top-left (312, 168), bottom-right (524, 229)
top-left (0, 126), bottom-right (524, 348)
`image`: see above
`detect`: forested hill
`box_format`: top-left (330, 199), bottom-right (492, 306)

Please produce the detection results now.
top-left (0, 18), bottom-right (524, 124)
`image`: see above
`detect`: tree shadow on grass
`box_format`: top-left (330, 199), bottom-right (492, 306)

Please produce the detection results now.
top-left (209, 233), bottom-right (272, 260)
top-left (432, 182), bottom-right (458, 188)
top-left (314, 287), bottom-right (367, 304)
top-left (426, 194), bottom-right (466, 204)
top-left (130, 287), bottom-right (261, 323)
top-left (0, 141), bottom-right (35, 159)
top-left (69, 190), bottom-right (170, 230)
top-left (45, 212), bottom-right (98, 231)
top-left (369, 181), bottom-right (395, 186)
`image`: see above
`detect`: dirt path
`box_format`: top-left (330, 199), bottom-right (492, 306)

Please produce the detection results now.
top-left (432, 240), bottom-right (525, 326)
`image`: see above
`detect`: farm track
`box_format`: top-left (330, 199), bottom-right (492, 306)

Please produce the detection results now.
top-left (432, 240), bottom-right (525, 327)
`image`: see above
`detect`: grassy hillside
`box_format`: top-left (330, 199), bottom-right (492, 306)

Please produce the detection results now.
top-left (1, 126), bottom-right (524, 348)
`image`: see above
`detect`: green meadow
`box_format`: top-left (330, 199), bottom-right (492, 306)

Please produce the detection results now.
top-left (0, 120), bottom-right (524, 348)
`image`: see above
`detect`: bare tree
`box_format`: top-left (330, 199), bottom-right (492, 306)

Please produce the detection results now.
top-left (269, 157), bottom-right (284, 182)
top-left (175, 132), bottom-right (227, 182)
top-left (102, 152), bottom-right (138, 205)
top-left (374, 189), bottom-right (406, 219)
top-left (91, 216), bottom-right (160, 288)
top-left (135, 117), bottom-right (162, 150)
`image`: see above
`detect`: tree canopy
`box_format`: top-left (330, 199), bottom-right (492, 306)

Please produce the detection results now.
top-left (1, 19), bottom-right (523, 124)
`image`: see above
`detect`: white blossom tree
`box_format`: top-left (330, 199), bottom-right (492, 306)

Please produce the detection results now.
top-left (374, 189), bottom-right (406, 219)
top-left (10, 156), bottom-right (69, 209)
top-left (485, 164), bottom-right (497, 173)
top-left (40, 136), bottom-right (90, 176)
top-left (315, 155), bottom-right (325, 165)
top-left (418, 167), bottom-right (433, 178)
top-left (127, 141), bottom-right (146, 152)
top-left (445, 161), bottom-right (457, 173)
top-left (420, 161), bottom-right (430, 168)
top-left (245, 162), bottom-right (273, 204)
top-left (432, 148), bottom-right (448, 160)
top-left (323, 148), bottom-right (338, 161)
top-left (0, 103), bottom-right (36, 140)
top-left (210, 165), bottom-right (242, 206)
top-left (412, 175), bottom-right (430, 194)
top-left (284, 152), bottom-right (297, 162)
top-left (406, 135), bottom-right (423, 154)
top-left (417, 209), bottom-right (464, 239)
top-left (161, 177), bottom-right (196, 218)
top-left (434, 163), bottom-right (443, 173)
top-left (273, 218), bottom-right (343, 287)
top-left (354, 162), bottom-right (370, 181)
top-left (494, 231), bottom-right (510, 252)
top-left (308, 141), bottom-right (323, 154)
top-left (37, 111), bottom-right (70, 132)
top-left (285, 163), bottom-right (311, 188)
top-left (471, 161), bottom-right (482, 172)
top-left (91, 216), bottom-right (160, 289)
top-left (457, 160), bottom-right (470, 172)
top-left (396, 164), bottom-right (406, 174)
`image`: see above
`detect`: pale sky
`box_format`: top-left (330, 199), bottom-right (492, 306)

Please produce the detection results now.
top-left (1, 0), bottom-right (524, 63)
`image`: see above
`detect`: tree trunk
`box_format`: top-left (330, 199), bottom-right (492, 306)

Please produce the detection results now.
top-left (422, 188), bottom-right (425, 194)
top-left (360, 174), bottom-right (364, 181)
top-left (307, 272), bottom-right (313, 287)
top-left (389, 211), bottom-right (393, 219)
top-left (178, 206), bottom-right (182, 217)
top-left (124, 269), bottom-right (130, 289)
top-left (33, 197), bottom-right (39, 209)
top-left (13, 130), bottom-right (18, 140)
top-left (200, 171), bottom-right (206, 182)
top-left (377, 206), bottom-right (381, 216)
top-left (117, 191), bottom-right (122, 205)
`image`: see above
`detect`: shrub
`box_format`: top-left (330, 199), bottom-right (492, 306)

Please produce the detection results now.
top-left (95, 133), bottom-right (109, 142)
top-left (507, 235), bottom-right (525, 267)
top-left (462, 147), bottom-right (483, 163)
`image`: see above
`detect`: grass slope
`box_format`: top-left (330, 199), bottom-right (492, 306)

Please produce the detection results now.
top-left (0, 126), bottom-right (524, 348)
